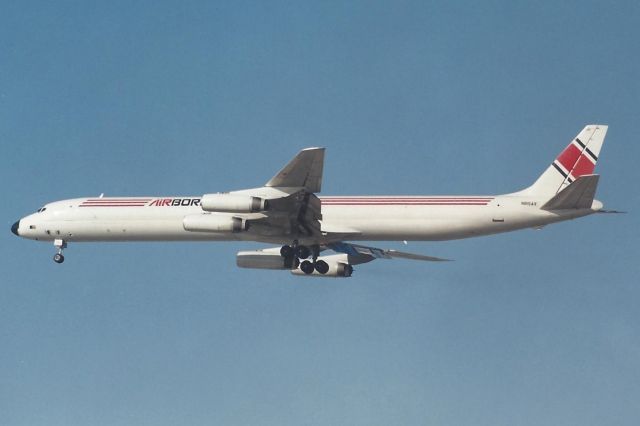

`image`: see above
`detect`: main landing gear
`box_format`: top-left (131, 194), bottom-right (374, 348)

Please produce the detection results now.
top-left (280, 241), bottom-right (328, 275)
top-left (53, 239), bottom-right (66, 264)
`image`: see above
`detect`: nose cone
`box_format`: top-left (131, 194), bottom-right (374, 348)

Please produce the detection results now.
top-left (11, 220), bottom-right (20, 236)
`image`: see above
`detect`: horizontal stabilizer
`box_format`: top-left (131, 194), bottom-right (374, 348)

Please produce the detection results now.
top-left (541, 174), bottom-right (599, 210)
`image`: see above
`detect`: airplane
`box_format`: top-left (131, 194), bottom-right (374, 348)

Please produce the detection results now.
top-left (11, 124), bottom-right (616, 277)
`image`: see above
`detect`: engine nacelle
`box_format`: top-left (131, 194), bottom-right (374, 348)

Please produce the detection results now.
top-left (201, 193), bottom-right (268, 213)
top-left (236, 249), bottom-right (289, 270)
top-left (183, 214), bottom-right (248, 233)
top-left (291, 254), bottom-right (354, 278)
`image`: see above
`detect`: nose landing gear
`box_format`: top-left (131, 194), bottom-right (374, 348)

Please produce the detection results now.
top-left (53, 239), bottom-right (66, 264)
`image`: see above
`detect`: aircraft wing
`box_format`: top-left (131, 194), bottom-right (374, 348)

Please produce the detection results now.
top-left (231, 147), bottom-right (326, 240)
top-left (265, 147), bottom-right (325, 193)
top-left (256, 190), bottom-right (323, 238)
top-left (327, 242), bottom-right (451, 265)
top-left (237, 241), bottom-right (451, 277)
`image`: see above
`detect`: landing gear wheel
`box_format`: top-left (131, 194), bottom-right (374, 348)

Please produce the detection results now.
top-left (53, 253), bottom-right (65, 264)
top-left (315, 260), bottom-right (329, 274)
top-left (300, 260), bottom-right (315, 275)
top-left (294, 245), bottom-right (311, 260)
top-left (280, 245), bottom-right (294, 258)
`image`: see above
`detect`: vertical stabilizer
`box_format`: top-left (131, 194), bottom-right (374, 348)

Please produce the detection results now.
top-left (518, 125), bottom-right (607, 196)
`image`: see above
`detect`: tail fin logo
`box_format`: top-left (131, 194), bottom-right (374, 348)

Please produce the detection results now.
top-left (551, 125), bottom-right (607, 190)
top-left (514, 125), bottom-right (607, 197)
top-left (553, 138), bottom-right (597, 183)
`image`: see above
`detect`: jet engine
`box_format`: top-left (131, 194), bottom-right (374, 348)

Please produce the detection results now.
top-left (183, 214), bottom-right (248, 233)
top-left (236, 250), bottom-right (354, 277)
top-left (236, 249), bottom-right (290, 270)
top-left (201, 193), bottom-right (268, 213)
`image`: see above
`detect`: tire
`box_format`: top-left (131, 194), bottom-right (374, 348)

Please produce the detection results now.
top-left (280, 245), bottom-right (293, 257)
top-left (314, 260), bottom-right (329, 274)
top-left (300, 260), bottom-right (315, 274)
top-left (53, 253), bottom-right (64, 264)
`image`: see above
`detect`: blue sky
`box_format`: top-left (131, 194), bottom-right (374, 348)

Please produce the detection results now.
top-left (1, 1), bottom-right (639, 425)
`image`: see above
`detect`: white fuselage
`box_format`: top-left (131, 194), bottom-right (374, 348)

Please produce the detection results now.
top-left (16, 194), bottom-right (600, 245)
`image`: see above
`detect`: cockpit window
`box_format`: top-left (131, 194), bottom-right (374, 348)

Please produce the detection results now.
top-left (36, 207), bottom-right (47, 213)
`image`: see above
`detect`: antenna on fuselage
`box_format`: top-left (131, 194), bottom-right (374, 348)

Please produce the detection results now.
top-left (99, 193), bottom-right (104, 198)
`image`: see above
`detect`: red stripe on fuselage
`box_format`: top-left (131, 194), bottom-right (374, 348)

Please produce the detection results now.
top-left (84, 199), bottom-right (152, 202)
top-left (321, 202), bottom-right (490, 205)
top-left (81, 203), bottom-right (148, 205)
top-left (320, 198), bottom-right (493, 202)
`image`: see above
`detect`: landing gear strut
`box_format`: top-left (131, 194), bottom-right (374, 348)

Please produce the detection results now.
top-left (294, 245), bottom-right (311, 260)
top-left (281, 242), bottom-right (327, 274)
top-left (53, 239), bottom-right (66, 264)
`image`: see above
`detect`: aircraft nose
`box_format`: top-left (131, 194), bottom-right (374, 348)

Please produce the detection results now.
top-left (11, 220), bottom-right (20, 236)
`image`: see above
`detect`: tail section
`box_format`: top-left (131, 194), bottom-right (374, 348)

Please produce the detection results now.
top-left (518, 125), bottom-right (608, 196)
